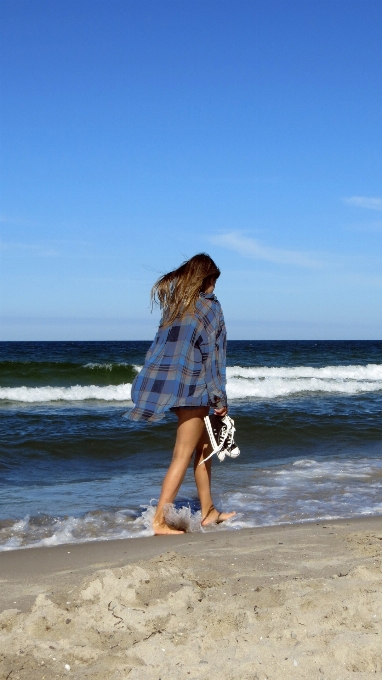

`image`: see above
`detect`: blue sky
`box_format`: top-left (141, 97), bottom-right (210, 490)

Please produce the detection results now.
top-left (1, 0), bottom-right (381, 340)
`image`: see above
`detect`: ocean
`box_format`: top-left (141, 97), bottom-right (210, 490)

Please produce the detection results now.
top-left (1, 340), bottom-right (382, 551)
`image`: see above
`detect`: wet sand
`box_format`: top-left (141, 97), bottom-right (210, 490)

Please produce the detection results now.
top-left (1, 516), bottom-right (382, 679)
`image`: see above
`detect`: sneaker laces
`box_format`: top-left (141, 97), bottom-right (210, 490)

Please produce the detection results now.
top-left (200, 415), bottom-right (236, 464)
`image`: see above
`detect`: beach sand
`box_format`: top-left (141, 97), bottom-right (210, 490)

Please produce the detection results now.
top-left (1, 516), bottom-right (382, 679)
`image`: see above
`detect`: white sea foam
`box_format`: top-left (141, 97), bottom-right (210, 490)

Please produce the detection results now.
top-left (1, 456), bottom-right (382, 551)
top-left (0, 509), bottom-right (154, 551)
top-left (0, 384), bottom-right (133, 403)
top-left (84, 362), bottom-right (139, 370)
top-left (1, 363), bottom-right (381, 403)
top-left (227, 364), bottom-right (382, 380)
top-left (84, 362), bottom-right (119, 370)
top-left (226, 364), bottom-right (382, 400)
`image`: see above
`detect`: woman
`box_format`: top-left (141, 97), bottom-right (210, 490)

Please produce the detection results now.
top-left (128, 253), bottom-right (235, 535)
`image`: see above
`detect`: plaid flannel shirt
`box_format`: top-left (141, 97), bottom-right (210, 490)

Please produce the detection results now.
top-left (128, 292), bottom-right (227, 422)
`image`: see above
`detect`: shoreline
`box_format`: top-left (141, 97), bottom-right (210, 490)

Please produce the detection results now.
top-left (1, 514), bottom-right (382, 613)
top-left (0, 515), bottom-right (382, 612)
top-left (1, 515), bottom-right (382, 678)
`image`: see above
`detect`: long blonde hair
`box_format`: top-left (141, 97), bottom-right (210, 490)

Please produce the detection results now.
top-left (151, 253), bottom-right (221, 328)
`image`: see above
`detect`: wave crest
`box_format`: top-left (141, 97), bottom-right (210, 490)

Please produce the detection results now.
top-left (0, 384), bottom-right (132, 403)
top-left (1, 363), bottom-right (381, 403)
top-left (226, 363), bottom-right (382, 400)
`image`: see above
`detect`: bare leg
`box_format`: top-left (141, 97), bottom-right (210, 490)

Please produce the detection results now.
top-left (152, 407), bottom-right (209, 535)
top-left (194, 430), bottom-right (236, 526)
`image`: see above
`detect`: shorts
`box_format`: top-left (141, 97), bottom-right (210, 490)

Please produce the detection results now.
top-left (169, 405), bottom-right (209, 412)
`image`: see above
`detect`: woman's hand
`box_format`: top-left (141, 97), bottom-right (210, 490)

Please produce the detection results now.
top-left (214, 406), bottom-right (228, 417)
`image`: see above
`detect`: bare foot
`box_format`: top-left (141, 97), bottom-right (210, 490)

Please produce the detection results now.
top-left (153, 522), bottom-right (185, 535)
top-left (201, 506), bottom-right (236, 527)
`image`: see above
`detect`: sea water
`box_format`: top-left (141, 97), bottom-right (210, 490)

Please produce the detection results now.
top-left (1, 340), bottom-right (382, 550)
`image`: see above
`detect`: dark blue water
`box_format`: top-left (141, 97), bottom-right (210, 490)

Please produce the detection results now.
top-left (1, 341), bottom-right (382, 550)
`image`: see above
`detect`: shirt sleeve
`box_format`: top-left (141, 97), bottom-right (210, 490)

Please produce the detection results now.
top-left (199, 308), bottom-right (227, 408)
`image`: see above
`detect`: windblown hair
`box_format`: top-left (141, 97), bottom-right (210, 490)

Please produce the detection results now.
top-left (151, 253), bottom-right (221, 328)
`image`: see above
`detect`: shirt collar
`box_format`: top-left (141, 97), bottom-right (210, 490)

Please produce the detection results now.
top-left (200, 292), bottom-right (216, 300)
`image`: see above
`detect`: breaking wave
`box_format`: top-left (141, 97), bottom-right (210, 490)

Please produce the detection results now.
top-left (226, 364), bottom-right (382, 399)
top-left (0, 384), bottom-right (133, 403)
top-left (1, 364), bottom-right (381, 403)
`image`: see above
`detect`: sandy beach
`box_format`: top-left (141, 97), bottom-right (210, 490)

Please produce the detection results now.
top-left (1, 516), bottom-right (382, 679)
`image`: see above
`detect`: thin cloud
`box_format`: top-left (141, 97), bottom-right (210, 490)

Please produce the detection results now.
top-left (0, 215), bottom-right (37, 227)
top-left (210, 233), bottom-right (322, 268)
top-left (189, 175), bottom-right (279, 185)
top-left (345, 220), bottom-right (382, 233)
top-left (343, 196), bottom-right (382, 211)
top-left (0, 241), bottom-right (125, 260)
top-left (0, 242), bottom-right (59, 257)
